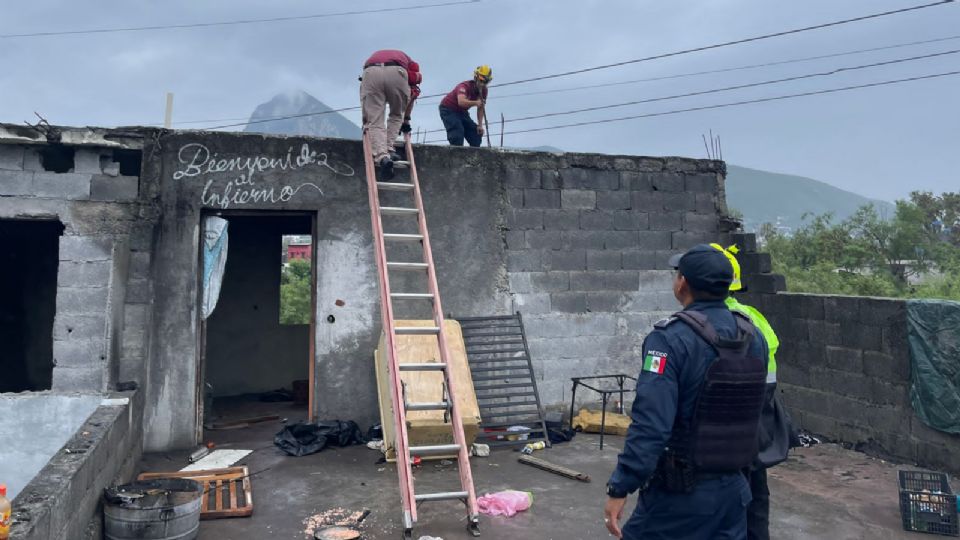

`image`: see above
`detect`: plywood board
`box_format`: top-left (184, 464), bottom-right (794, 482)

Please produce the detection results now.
top-left (375, 319), bottom-right (480, 460)
top-left (180, 449), bottom-right (252, 472)
top-left (138, 466), bottom-right (253, 519)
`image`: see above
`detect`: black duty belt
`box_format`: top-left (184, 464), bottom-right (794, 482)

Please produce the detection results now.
top-left (364, 61), bottom-right (403, 69)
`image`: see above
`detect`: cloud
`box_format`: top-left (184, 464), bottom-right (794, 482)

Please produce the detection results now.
top-left (2, 0), bottom-right (958, 200)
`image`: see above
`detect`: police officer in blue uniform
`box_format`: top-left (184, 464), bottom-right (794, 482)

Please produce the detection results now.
top-left (604, 244), bottom-right (769, 539)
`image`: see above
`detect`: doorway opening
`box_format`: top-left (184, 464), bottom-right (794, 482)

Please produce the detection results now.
top-left (0, 220), bottom-right (63, 393)
top-left (199, 213), bottom-right (315, 434)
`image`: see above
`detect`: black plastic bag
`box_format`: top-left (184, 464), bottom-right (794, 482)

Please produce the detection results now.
top-left (274, 420), bottom-right (365, 457)
top-left (367, 423), bottom-right (383, 441)
top-left (547, 427), bottom-right (576, 444)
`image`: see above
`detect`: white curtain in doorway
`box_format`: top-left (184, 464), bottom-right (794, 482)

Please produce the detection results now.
top-left (202, 216), bottom-right (229, 319)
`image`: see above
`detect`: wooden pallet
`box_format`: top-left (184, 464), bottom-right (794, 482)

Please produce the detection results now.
top-left (138, 466), bottom-right (253, 519)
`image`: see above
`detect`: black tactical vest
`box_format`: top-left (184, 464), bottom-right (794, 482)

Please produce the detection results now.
top-left (669, 310), bottom-right (767, 473)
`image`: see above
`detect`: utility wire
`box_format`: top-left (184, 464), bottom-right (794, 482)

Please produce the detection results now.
top-left (492, 33), bottom-right (960, 99)
top-left (164, 32), bottom-right (960, 129)
top-left (0, 0), bottom-right (479, 38)
top-left (205, 105), bottom-right (363, 131)
top-left (423, 70), bottom-right (960, 143)
top-left (418, 48), bottom-right (960, 134)
top-left (146, 1), bottom-right (959, 131)
top-left (492, 0), bottom-right (956, 87)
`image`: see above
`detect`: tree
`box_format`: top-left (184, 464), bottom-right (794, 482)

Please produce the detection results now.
top-left (280, 259), bottom-right (312, 324)
top-left (759, 196), bottom-right (960, 300)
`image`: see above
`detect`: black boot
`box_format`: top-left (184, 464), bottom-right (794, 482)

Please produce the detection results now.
top-left (379, 156), bottom-right (395, 180)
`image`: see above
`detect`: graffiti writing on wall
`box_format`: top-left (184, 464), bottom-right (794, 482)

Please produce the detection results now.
top-left (172, 143), bottom-right (355, 209)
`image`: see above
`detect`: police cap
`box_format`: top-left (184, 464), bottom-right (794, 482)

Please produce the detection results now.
top-left (668, 244), bottom-right (734, 295)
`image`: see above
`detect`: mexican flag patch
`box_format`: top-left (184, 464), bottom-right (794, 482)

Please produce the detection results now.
top-left (643, 351), bottom-right (668, 374)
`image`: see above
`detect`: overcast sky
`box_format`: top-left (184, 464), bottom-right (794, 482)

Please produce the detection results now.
top-left (2, 0), bottom-right (957, 201)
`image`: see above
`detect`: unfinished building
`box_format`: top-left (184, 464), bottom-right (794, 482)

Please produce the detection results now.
top-left (1, 123), bottom-right (958, 538)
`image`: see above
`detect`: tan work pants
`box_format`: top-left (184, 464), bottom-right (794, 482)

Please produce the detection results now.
top-left (360, 65), bottom-right (410, 161)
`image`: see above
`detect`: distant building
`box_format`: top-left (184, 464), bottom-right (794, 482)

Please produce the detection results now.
top-left (287, 239), bottom-right (312, 261)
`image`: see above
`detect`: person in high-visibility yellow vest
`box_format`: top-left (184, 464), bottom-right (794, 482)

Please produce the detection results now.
top-left (712, 243), bottom-right (793, 540)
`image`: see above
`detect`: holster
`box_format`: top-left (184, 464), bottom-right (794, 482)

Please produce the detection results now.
top-left (654, 451), bottom-right (697, 493)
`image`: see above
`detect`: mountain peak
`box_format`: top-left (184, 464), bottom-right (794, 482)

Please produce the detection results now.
top-left (244, 90), bottom-right (360, 139)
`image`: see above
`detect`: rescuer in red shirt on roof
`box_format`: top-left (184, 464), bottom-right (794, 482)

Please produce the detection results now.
top-left (360, 49), bottom-right (422, 180)
top-left (438, 65), bottom-right (492, 147)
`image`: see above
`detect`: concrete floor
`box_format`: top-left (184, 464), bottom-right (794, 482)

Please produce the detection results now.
top-left (139, 402), bottom-right (935, 540)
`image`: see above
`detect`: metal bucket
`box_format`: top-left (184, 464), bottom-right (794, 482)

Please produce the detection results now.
top-left (103, 478), bottom-right (202, 540)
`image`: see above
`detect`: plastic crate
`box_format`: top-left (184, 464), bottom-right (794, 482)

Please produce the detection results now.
top-left (899, 470), bottom-right (960, 536)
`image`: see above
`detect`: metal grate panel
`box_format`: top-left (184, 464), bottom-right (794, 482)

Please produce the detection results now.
top-left (458, 312), bottom-right (550, 448)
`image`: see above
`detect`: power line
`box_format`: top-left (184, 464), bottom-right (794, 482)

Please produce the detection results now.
top-left (164, 33), bottom-right (960, 129)
top-left (204, 105), bottom-right (363, 131)
top-left (492, 33), bottom-right (960, 100)
top-left (418, 48), bottom-right (960, 134)
top-left (0, 0), bottom-right (479, 38)
top-left (424, 70), bottom-right (960, 142)
top-left (492, 0), bottom-right (956, 87)
top-left (153, 1), bottom-right (958, 131)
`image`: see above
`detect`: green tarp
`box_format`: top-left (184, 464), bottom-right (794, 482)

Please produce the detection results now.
top-left (907, 299), bottom-right (960, 434)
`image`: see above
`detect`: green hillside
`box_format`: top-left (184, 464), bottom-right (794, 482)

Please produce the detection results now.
top-left (725, 165), bottom-right (894, 232)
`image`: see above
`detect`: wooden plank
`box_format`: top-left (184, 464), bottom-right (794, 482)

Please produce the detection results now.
top-left (519, 454), bottom-right (591, 482)
top-left (242, 471), bottom-right (253, 512)
top-left (138, 466), bottom-right (253, 519)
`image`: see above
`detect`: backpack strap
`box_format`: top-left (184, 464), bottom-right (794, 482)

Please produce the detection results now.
top-left (674, 310), bottom-right (755, 351)
top-left (673, 311), bottom-right (719, 346)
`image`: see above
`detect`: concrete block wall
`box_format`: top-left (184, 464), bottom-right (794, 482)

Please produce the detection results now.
top-left (119, 235), bottom-right (155, 385)
top-left (9, 390), bottom-right (145, 540)
top-left (53, 235), bottom-right (129, 392)
top-left (504, 155), bottom-right (727, 407)
top-left (734, 234), bottom-right (960, 474)
top-left (0, 139), bottom-right (153, 394)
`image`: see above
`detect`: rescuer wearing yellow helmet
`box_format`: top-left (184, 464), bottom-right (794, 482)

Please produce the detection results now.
top-left (712, 243), bottom-right (795, 540)
top-left (438, 65), bottom-right (492, 147)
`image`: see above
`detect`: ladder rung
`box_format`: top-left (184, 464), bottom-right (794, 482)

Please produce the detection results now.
top-left (481, 409), bottom-right (542, 418)
top-left (381, 206), bottom-right (420, 216)
top-left (399, 363), bottom-right (447, 371)
top-left (406, 401), bottom-right (450, 411)
top-left (415, 491), bottom-right (468, 503)
top-left (387, 262), bottom-right (428, 271)
top-left (461, 331), bottom-right (522, 338)
top-left (377, 181), bottom-right (414, 191)
top-left (471, 382), bottom-right (532, 390)
top-left (395, 326), bottom-right (440, 335)
top-left (391, 293), bottom-right (435, 300)
top-left (393, 160), bottom-right (410, 169)
top-left (456, 315), bottom-right (519, 322)
top-left (467, 356), bottom-right (530, 365)
top-left (480, 400), bottom-right (540, 409)
top-left (466, 339), bottom-right (526, 347)
top-left (384, 233), bottom-right (424, 242)
top-left (409, 444), bottom-right (461, 455)
top-left (470, 365), bottom-right (533, 373)
top-left (471, 373), bottom-right (532, 382)
top-left (466, 348), bottom-right (527, 355)
top-left (476, 391), bottom-right (536, 399)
